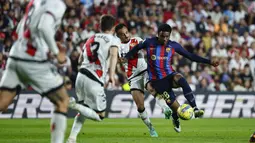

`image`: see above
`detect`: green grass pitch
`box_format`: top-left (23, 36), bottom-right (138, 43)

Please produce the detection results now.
top-left (0, 118), bottom-right (253, 143)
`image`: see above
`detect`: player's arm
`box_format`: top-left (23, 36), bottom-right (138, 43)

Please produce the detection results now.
top-left (124, 39), bottom-right (147, 59)
top-left (174, 42), bottom-right (212, 65)
top-left (78, 52), bottom-right (84, 66)
top-left (108, 46), bottom-right (119, 86)
top-left (37, 13), bottom-right (59, 56)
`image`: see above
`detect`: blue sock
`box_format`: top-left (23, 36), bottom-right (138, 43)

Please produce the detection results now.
top-left (177, 77), bottom-right (197, 108)
top-left (172, 112), bottom-right (178, 120)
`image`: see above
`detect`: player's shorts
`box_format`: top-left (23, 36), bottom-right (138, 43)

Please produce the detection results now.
top-left (75, 68), bottom-right (106, 113)
top-left (128, 70), bottom-right (148, 93)
top-left (150, 72), bottom-right (178, 105)
top-left (0, 58), bottom-right (64, 95)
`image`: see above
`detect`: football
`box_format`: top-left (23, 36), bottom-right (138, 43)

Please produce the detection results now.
top-left (177, 104), bottom-right (194, 120)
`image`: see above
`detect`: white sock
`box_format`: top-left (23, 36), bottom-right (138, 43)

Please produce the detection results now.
top-left (69, 113), bottom-right (86, 140)
top-left (139, 109), bottom-right (153, 130)
top-left (155, 96), bottom-right (169, 113)
top-left (71, 103), bottom-right (101, 121)
top-left (51, 112), bottom-right (67, 143)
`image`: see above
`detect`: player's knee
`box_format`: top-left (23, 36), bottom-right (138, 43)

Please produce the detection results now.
top-left (174, 74), bottom-right (183, 82)
top-left (0, 90), bottom-right (17, 111)
top-left (47, 93), bottom-right (69, 112)
top-left (137, 103), bottom-right (145, 111)
top-left (146, 83), bottom-right (157, 96)
top-left (0, 103), bottom-right (9, 111)
top-left (56, 96), bottom-right (69, 110)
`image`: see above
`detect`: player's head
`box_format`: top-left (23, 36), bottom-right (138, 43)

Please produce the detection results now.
top-left (100, 15), bottom-right (116, 33)
top-left (157, 24), bottom-right (172, 45)
top-left (65, 0), bottom-right (75, 7)
top-left (115, 24), bottom-right (130, 43)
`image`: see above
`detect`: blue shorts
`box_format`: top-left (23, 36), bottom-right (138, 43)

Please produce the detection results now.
top-left (150, 73), bottom-right (177, 105)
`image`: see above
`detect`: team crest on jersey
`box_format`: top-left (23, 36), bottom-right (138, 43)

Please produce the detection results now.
top-left (151, 55), bottom-right (156, 60)
top-left (130, 42), bottom-right (137, 47)
top-left (166, 47), bottom-right (171, 52)
top-left (130, 39), bottom-right (138, 47)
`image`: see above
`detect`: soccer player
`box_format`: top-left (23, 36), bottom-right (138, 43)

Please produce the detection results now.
top-left (0, 0), bottom-right (101, 143)
top-left (66, 15), bottom-right (119, 143)
top-left (250, 132), bottom-right (255, 143)
top-left (115, 24), bottom-right (172, 137)
top-left (124, 24), bottom-right (219, 132)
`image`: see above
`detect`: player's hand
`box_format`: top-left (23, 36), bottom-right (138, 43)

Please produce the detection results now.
top-left (119, 57), bottom-right (127, 63)
top-left (108, 76), bottom-right (116, 87)
top-left (57, 52), bottom-right (66, 64)
top-left (211, 60), bottom-right (219, 67)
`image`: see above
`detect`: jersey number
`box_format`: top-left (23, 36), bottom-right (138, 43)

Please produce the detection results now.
top-left (85, 36), bottom-right (103, 77)
top-left (88, 42), bottom-right (100, 62)
top-left (23, 0), bottom-right (37, 56)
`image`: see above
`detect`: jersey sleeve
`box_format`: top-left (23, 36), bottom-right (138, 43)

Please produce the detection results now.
top-left (45, 0), bottom-right (66, 21)
top-left (134, 37), bottom-right (144, 43)
top-left (173, 41), bottom-right (211, 64)
top-left (125, 38), bottom-right (148, 59)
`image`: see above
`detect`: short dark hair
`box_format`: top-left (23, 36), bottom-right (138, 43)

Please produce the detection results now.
top-left (115, 23), bottom-right (127, 33)
top-left (158, 24), bottom-right (172, 34)
top-left (100, 15), bottom-right (116, 32)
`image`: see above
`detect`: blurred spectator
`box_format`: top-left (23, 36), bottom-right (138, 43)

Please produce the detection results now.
top-left (233, 77), bottom-right (246, 91)
top-left (214, 17), bottom-right (228, 34)
top-left (211, 43), bottom-right (228, 58)
top-left (234, 5), bottom-right (247, 23)
top-left (229, 52), bottom-right (247, 72)
top-left (202, 31), bottom-right (212, 52)
top-left (209, 5), bottom-right (222, 24)
top-left (223, 4), bottom-right (234, 25)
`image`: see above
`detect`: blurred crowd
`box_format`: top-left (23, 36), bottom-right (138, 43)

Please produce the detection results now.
top-left (0, 0), bottom-right (255, 92)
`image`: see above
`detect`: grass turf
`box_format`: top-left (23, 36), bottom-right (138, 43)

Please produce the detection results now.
top-left (0, 118), bottom-right (253, 143)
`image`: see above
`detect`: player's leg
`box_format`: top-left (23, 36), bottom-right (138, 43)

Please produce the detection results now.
top-left (130, 76), bottom-right (158, 137)
top-left (250, 132), bottom-right (255, 143)
top-left (151, 77), bottom-right (182, 132)
top-left (146, 81), bottom-right (172, 119)
top-left (46, 87), bottom-right (69, 143)
top-left (173, 73), bottom-right (204, 118)
top-left (168, 99), bottom-right (181, 133)
top-left (67, 73), bottom-right (104, 142)
top-left (0, 59), bottom-right (23, 111)
top-left (131, 89), bottom-right (158, 137)
top-left (24, 61), bottom-right (69, 143)
top-left (68, 73), bottom-right (101, 121)
top-left (0, 90), bottom-right (17, 111)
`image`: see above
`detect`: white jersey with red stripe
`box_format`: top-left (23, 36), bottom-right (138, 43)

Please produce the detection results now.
top-left (9, 0), bottom-right (66, 61)
top-left (118, 37), bottom-right (147, 80)
top-left (80, 33), bottom-right (120, 84)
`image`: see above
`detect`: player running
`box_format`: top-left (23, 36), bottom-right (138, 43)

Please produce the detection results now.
top-left (124, 24), bottom-right (219, 133)
top-left (0, 0), bottom-right (101, 143)
top-left (115, 24), bottom-right (172, 137)
top-left (66, 15), bottom-right (119, 143)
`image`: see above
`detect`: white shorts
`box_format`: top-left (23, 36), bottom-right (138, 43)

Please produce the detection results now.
top-left (0, 58), bottom-right (64, 95)
top-left (75, 72), bottom-right (106, 112)
top-left (129, 71), bottom-right (149, 92)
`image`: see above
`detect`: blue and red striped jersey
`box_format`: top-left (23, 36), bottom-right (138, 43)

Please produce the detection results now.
top-left (125, 37), bottom-right (211, 80)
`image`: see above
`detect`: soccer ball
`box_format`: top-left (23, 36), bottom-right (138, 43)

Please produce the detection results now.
top-left (177, 104), bottom-right (194, 120)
